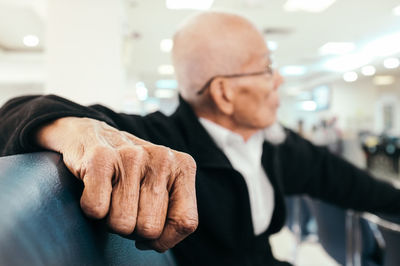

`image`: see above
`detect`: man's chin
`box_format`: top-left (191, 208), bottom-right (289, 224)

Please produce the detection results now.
top-left (259, 120), bottom-right (275, 130)
top-left (265, 122), bottom-right (286, 144)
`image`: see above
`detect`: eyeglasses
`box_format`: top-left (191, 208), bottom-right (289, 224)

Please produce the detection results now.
top-left (196, 64), bottom-right (274, 95)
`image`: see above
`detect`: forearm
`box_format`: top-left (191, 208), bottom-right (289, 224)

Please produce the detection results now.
top-left (0, 95), bottom-right (199, 251)
top-left (311, 155), bottom-right (400, 214)
top-left (35, 117), bottom-right (86, 153)
top-left (281, 130), bottom-right (400, 214)
top-left (0, 95), bottom-right (116, 156)
top-left (303, 149), bottom-right (400, 214)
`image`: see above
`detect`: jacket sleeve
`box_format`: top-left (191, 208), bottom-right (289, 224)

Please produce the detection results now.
top-left (280, 129), bottom-right (400, 214)
top-left (0, 94), bottom-right (145, 156)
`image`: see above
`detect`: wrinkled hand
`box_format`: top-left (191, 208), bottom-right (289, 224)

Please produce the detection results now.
top-left (36, 117), bottom-right (198, 252)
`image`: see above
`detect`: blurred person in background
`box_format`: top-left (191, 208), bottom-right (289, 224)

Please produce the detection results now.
top-left (296, 119), bottom-right (305, 137)
top-left (1, 11), bottom-right (400, 266)
top-left (326, 116), bottom-right (343, 156)
top-left (311, 117), bottom-right (343, 156)
top-left (310, 119), bottom-right (329, 147)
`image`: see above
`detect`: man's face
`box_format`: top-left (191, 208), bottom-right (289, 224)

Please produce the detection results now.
top-left (230, 45), bottom-right (283, 131)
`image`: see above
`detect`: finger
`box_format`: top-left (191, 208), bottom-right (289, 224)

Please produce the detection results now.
top-left (135, 153), bottom-right (170, 239)
top-left (107, 147), bottom-right (144, 235)
top-left (149, 155), bottom-right (198, 252)
top-left (80, 148), bottom-right (114, 219)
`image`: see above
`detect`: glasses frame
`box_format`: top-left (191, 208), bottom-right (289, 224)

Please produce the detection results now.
top-left (196, 65), bottom-right (273, 95)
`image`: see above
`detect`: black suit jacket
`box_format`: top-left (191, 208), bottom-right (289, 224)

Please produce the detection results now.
top-left (1, 95), bottom-right (400, 266)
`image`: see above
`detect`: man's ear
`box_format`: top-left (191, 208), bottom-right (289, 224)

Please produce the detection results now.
top-left (208, 78), bottom-right (235, 115)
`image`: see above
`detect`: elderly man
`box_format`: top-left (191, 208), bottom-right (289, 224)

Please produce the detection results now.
top-left (1, 11), bottom-right (400, 266)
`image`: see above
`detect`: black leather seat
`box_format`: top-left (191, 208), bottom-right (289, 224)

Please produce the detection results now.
top-left (306, 198), bottom-right (382, 266)
top-left (0, 152), bottom-right (177, 266)
top-left (379, 223), bottom-right (400, 266)
top-left (363, 213), bottom-right (400, 266)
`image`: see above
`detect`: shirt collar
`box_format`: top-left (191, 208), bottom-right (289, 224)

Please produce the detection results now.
top-left (199, 118), bottom-right (265, 149)
top-left (199, 117), bottom-right (287, 149)
top-left (199, 118), bottom-right (236, 149)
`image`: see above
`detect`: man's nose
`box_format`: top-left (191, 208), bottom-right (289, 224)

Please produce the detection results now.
top-left (273, 70), bottom-right (284, 90)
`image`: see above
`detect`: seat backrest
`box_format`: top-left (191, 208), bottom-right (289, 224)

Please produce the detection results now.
top-left (365, 213), bottom-right (400, 266)
top-left (306, 198), bottom-right (381, 266)
top-left (284, 196), bottom-right (314, 240)
top-left (0, 152), bottom-right (177, 266)
top-left (379, 226), bottom-right (400, 266)
top-left (306, 198), bottom-right (347, 264)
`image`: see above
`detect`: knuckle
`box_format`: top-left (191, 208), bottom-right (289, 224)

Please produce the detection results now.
top-left (87, 146), bottom-right (116, 165)
top-left (119, 146), bottom-right (146, 162)
top-left (145, 145), bottom-right (173, 173)
top-left (177, 153), bottom-right (197, 174)
top-left (171, 216), bottom-right (199, 236)
top-left (119, 145), bottom-right (140, 157)
top-left (157, 145), bottom-right (171, 157)
top-left (137, 222), bottom-right (163, 239)
top-left (157, 155), bottom-right (172, 173)
top-left (80, 199), bottom-right (108, 219)
top-left (109, 217), bottom-right (136, 235)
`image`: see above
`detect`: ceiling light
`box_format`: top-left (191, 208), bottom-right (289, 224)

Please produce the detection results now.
top-left (160, 39), bottom-right (173, 53)
top-left (324, 53), bottom-right (372, 72)
top-left (135, 82), bottom-right (148, 101)
top-left (393, 5), bottom-right (400, 16)
top-left (166, 0), bottom-right (214, 10)
top-left (383, 57), bottom-right (400, 69)
top-left (319, 42), bottom-right (355, 55)
top-left (299, 100), bottom-right (317, 111)
top-left (363, 32), bottom-right (400, 57)
top-left (361, 65), bottom-right (376, 76)
top-left (267, 41), bottom-right (278, 51)
top-left (373, 75), bottom-right (395, 86)
top-left (343, 71), bottom-right (358, 82)
top-left (23, 35), bottom-right (39, 47)
top-left (280, 65), bottom-right (307, 76)
top-left (158, 65), bottom-right (175, 75)
top-left (284, 0), bottom-right (336, 13)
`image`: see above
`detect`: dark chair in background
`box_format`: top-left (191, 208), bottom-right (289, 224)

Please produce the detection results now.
top-left (0, 152), bottom-right (176, 266)
top-left (362, 213), bottom-right (400, 266)
top-left (305, 198), bottom-right (382, 266)
top-left (285, 196), bottom-right (315, 241)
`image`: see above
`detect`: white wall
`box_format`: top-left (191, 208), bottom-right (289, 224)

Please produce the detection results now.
top-left (0, 84), bottom-right (44, 107)
top-left (279, 76), bottom-right (400, 138)
top-left (45, 0), bottom-right (126, 111)
top-left (278, 76), bottom-right (400, 168)
top-left (0, 52), bottom-right (45, 107)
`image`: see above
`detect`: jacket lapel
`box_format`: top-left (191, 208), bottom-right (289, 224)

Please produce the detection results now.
top-left (170, 97), bottom-right (257, 247)
top-left (261, 142), bottom-right (286, 234)
top-left (170, 96), bottom-right (285, 241)
top-left (170, 96), bottom-right (233, 169)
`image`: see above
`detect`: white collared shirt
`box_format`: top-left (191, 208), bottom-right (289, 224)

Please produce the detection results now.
top-left (199, 118), bottom-right (276, 235)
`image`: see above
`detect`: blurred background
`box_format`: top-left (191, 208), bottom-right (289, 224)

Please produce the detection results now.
top-left (1, 0), bottom-right (399, 167)
top-left (1, 0), bottom-right (399, 129)
top-left (0, 0), bottom-right (399, 129)
top-left (1, 1), bottom-right (399, 264)
top-left (1, 0), bottom-right (399, 168)
top-left (0, 2), bottom-right (399, 141)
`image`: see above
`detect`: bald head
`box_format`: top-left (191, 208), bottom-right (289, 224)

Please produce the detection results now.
top-left (172, 11), bottom-right (267, 105)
